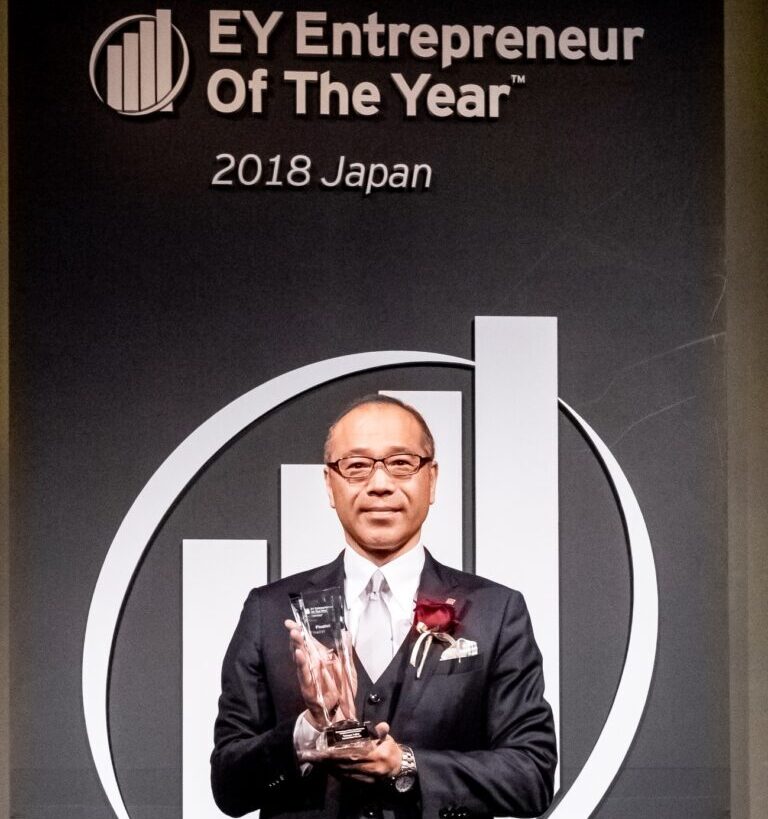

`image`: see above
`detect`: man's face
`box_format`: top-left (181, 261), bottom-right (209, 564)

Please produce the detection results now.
top-left (324, 403), bottom-right (437, 563)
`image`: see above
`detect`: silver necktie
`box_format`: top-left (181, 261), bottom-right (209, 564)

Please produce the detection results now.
top-left (355, 570), bottom-right (393, 682)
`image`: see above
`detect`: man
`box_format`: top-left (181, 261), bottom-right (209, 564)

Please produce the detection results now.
top-left (211, 395), bottom-right (556, 818)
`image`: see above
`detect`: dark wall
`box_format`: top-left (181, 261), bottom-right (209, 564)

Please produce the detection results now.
top-left (9, 1), bottom-right (726, 817)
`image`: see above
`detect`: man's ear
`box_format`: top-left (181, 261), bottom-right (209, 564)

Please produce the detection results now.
top-left (428, 461), bottom-right (438, 505)
top-left (323, 466), bottom-right (337, 509)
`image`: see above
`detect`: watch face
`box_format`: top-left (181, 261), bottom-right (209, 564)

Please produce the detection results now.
top-left (395, 773), bottom-right (416, 793)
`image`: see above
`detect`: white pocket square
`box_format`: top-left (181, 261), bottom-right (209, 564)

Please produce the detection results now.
top-left (439, 638), bottom-right (478, 661)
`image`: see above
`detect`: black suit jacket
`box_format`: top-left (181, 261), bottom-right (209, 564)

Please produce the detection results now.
top-left (211, 550), bottom-right (557, 818)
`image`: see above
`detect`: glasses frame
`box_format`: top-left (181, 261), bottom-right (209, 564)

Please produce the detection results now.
top-left (325, 453), bottom-right (434, 482)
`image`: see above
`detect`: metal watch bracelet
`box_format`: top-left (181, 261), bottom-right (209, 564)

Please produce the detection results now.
top-left (392, 745), bottom-right (417, 793)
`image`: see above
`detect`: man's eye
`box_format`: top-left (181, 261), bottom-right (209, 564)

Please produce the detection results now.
top-left (345, 460), bottom-right (369, 470)
top-left (390, 456), bottom-right (418, 466)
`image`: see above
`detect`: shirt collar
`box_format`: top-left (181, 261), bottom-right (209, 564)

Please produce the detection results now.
top-left (343, 543), bottom-right (426, 613)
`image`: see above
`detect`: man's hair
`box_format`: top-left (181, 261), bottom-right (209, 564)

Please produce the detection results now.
top-left (323, 394), bottom-right (435, 462)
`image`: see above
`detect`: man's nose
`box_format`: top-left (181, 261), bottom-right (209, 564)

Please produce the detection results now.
top-left (366, 461), bottom-right (395, 492)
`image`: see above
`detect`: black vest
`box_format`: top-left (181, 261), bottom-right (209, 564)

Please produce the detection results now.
top-left (335, 632), bottom-right (422, 819)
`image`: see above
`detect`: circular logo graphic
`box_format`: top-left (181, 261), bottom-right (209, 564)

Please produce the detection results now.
top-left (83, 348), bottom-right (658, 819)
top-left (89, 10), bottom-right (189, 116)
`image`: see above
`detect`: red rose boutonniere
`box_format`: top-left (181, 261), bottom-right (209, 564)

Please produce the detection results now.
top-left (410, 597), bottom-right (461, 678)
top-left (413, 599), bottom-right (458, 634)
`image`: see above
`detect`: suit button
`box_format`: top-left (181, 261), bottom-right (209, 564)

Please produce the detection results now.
top-left (367, 692), bottom-right (382, 704)
top-left (439, 810), bottom-right (449, 819)
top-left (363, 809), bottom-right (378, 818)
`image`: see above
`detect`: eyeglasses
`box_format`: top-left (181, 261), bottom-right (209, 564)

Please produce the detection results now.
top-left (326, 453), bottom-right (433, 481)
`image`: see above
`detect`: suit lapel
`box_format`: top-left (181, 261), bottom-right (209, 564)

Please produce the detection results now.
top-left (390, 550), bottom-right (460, 735)
top-left (293, 551), bottom-right (345, 593)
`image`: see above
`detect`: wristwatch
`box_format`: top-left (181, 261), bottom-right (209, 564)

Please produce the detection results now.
top-left (392, 745), bottom-right (418, 793)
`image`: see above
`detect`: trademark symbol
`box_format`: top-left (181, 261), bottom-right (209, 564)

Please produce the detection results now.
top-left (511, 74), bottom-right (527, 85)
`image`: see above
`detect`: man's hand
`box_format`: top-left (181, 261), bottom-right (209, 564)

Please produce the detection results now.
top-left (332, 722), bottom-right (403, 784)
top-left (285, 619), bottom-right (341, 729)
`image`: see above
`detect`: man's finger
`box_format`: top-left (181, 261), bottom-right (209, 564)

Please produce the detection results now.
top-left (294, 646), bottom-right (309, 671)
top-left (320, 664), bottom-right (340, 705)
top-left (285, 621), bottom-right (304, 646)
top-left (285, 620), bottom-right (307, 647)
top-left (342, 772), bottom-right (376, 784)
top-left (294, 647), bottom-right (310, 676)
top-left (335, 758), bottom-right (378, 771)
top-left (373, 722), bottom-right (390, 742)
top-left (336, 760), bottom-right (374, 771)
top-left (294, 647), bottom-right (319, 699)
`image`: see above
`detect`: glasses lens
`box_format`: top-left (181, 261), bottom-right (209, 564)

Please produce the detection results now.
top-left (337, 457), bottom-right (374, 478)
top-left (383, 454), bottom-right (421, 476)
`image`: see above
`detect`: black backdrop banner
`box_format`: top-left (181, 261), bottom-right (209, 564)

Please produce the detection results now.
top-left (10, 1), bottom-right (726, 817)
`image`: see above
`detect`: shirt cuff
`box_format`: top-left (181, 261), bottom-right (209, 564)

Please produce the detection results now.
top-left (293, 711), bottom-right (322, 775)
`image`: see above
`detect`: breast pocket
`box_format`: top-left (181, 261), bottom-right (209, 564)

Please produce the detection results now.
top-left (433, 653), bottom-right (484, 675)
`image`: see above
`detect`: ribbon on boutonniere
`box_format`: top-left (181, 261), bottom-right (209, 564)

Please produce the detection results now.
top-left (410, 597), bottom-right (459, 679)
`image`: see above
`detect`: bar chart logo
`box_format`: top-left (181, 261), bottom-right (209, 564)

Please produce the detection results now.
top-left (83, 318), bottom-right (660, 819)
top-left (89, 10), bottom-right (189, 115)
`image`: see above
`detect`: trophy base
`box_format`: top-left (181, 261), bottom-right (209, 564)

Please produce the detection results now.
top-left (311, 720), bottom-right (375, 757)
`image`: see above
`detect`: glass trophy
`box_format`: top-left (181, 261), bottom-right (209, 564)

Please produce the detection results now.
top-left (290, 587), bottom-right (374, 757)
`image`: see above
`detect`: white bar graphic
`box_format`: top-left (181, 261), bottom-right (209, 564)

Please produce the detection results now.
top-left (139, 21), bottom-right (156, 109)
top-left (183, 539), bottom-right (266, 819)
top-left (156, 9), bottom-right (173, 111)
top-left (106, 45), bottom-right (123, 110)
top-left (122, 32), bottom-right (139, 112)
top-left (280, 464), bottom-right (345, 577)
top-left (474, 316), bottom-right (560, 793)
top-left (280, 392), bottom-right (463, 578)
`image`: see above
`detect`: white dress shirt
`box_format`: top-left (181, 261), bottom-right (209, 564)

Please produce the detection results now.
top-left (293, 543), bottom-right (426, 760)
top-left (343, 542), bottom-right (425, 652)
